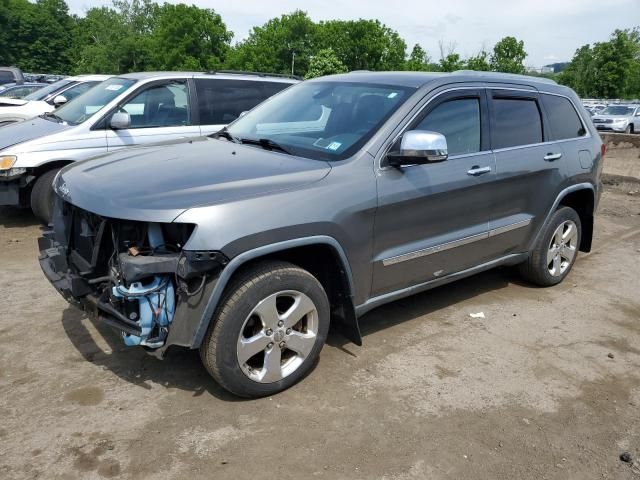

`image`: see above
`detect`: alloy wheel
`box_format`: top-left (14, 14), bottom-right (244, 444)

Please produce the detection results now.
top-left (236, 290), bottom-right (319, 383)
top-left (547, 220), bottom-right (578, 276)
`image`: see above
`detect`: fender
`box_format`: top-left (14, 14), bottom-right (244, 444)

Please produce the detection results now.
top-left (527, 182), bottom-right (596, 251)
top-left (191, 235), bottom-right (362, 348)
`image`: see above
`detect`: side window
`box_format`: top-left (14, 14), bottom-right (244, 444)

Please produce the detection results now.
top-left (541, 94), bottom-right (585, 140)
top-left (0, 72), bottom-right (14, 84)
top-left (414, 98), bottom-right (481, 156)
top-left (491, 97), bottom-right (543, 149)
top-left (195, 79), bottom-right (284, 125)
top-left (119, 82), bottom-right (190, 128)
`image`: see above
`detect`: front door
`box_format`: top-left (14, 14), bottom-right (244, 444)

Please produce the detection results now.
top-left (372, 89), bottom-right (497, 297)
top-left (106, 80), bottom-right (200, 151)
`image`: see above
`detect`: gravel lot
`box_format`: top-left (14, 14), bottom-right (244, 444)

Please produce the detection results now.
top-left (1, 183), bottom-right (639, 480)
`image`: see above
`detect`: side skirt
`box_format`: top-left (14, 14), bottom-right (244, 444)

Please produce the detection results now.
top-left (355, 252), bottom-right (528, 318)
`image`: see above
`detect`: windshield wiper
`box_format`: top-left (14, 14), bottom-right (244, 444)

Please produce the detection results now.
top-left (41, 112), bottom-right (64, 123)
top-left (239, 137), bottom-right (292, 155)
top-left (211, 127), bottom-right (240, 143)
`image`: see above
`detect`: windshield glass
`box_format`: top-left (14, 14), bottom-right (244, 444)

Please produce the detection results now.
top-left (54, 78), bottom-right (137, 125)
top-left (601, 106), bottom-right (635, 116)
top-left (225, 81), bottom-right (415, 160)
top-left (24, 78), bottom-right (73, 101)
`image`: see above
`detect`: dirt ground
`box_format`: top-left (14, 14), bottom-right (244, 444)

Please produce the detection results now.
top-left (1, 183), bottom-right (639, 480)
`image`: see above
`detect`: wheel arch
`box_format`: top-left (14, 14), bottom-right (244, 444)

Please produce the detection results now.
top-left (530, 183), bottom-right (596, 253)
top-left (31, 159), bottom-right (74, 178)
top-left (192, 236), bottom-right (362, 349)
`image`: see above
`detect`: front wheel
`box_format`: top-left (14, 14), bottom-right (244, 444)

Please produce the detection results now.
top-left (519, 206), bottom-right (581, 286)
top-left (200, 260), bottom-right (330, 398)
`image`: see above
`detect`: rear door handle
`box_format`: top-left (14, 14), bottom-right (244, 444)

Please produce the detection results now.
top-left (544, 152), bottom-right (562, 161)
top-left (467, 166), bottom-right (492, 176)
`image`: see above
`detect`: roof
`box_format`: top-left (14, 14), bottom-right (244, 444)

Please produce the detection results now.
top-left (70, 74), bottom-right (112, 82)
top-left (117, 71), bottom-right (299, 83)
top-left (312, 70), bottom-right (559, 90)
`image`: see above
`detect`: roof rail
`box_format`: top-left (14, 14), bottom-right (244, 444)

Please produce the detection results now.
top-left (207, 70), bottom-right (302, 81)
top-left (452, 70), bottom-right (558, 85)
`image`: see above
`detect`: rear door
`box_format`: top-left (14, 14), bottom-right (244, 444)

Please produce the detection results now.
top-left (372, 88), bottom-right (497, 296)
top-left (106, 79), bottom-right (200, 151)
top-left (484, 89), bottom-right (566, 257)
top-left (194, 78), bottom-right (292, 136)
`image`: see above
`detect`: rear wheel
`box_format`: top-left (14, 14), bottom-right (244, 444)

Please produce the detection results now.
top-left (519, 206), bottom-right (581, 286)
top-left (30, 168), bottom-right (60, 224)
top-left (200, 260), bottom-right (330, 398)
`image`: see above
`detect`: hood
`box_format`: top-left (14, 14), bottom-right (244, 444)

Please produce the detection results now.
top-left (56, 138), bottom-right (332, 223)
top-left (0, 98), bottom-right (28, 107)
top-left (0, 116), bottom-right (70, 152)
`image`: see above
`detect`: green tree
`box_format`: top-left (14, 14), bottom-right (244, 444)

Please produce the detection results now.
top-left (558, 28), bottom-right (640, 98)
top-left (317, 19), bottom-right (406, 71)
top-left (439, 53), bottom-right (465, 72)
top-left (465, 50), bottom-right (491, 71)
top-left (490, 36), bottom-right (527, 74)
top-left (405, 44), bottom-right (431, 71)
top-left (226, 10), bottom-right (317, 76)
top-left (2, 0), bottom-right (74, 73)
top-left (150, 3), bottom-right (232, 70)
top-left (305, 48), bottom-right (348, 79)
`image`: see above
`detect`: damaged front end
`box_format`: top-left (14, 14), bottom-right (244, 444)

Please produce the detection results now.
top-left (38, 199), bottom-right (227, 355)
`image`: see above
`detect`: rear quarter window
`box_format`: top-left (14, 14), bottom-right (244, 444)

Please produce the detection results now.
top-left (541, 94), bottom-right (586, 140)
top-left (491, 97), bottom-right (543, 150)
top-left (195, 79), bottom-right (291, 125)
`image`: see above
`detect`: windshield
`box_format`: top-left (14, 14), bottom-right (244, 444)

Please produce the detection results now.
top-left (24, 79), bottom-right (73, 101)
top-left (53, 78), bottom-right (137, 125)
top-left (601, 106), bottom-right (635, 116)
top-left (225, 81), bottom-right (414, 161)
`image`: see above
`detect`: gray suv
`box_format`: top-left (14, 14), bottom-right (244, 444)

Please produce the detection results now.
top-left (38, 71), bottom-right (603, 397)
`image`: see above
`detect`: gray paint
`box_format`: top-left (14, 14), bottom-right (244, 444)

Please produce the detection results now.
top-left (50, 71), bottom-right (603, 348)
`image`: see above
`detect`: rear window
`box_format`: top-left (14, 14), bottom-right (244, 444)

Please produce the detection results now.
top-left (195, 79), bottom-right (291, 125)
top-left (541, 94), bottom-right (585, 140)
top-left (491, 98), bottom-right (543, 149)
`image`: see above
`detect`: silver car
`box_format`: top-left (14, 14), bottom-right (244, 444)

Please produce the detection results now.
top-left (591, 104), bottom-right (640, 134)
top-left (0, 71), bottom-right (298, 222)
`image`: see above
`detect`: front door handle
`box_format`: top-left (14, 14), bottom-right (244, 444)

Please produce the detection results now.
top-left (467, 166), bottom-right (492, 176)
top-left (544, 152), bottom-right (562, 161)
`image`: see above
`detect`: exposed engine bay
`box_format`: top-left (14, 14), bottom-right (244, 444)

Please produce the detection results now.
top-left (38, 200), bottom-right (226, 350)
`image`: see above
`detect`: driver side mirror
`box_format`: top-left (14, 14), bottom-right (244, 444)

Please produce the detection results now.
top-left (52, 95), bottom-right (67, 107)
top-left (387, 130), bottom-right (448, 167)
top-left (110, 111), bottom-right (131, 130)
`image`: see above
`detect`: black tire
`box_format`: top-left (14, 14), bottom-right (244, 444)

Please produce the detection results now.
top-left (30, 168), bottom-right (60, 224)
top-left (519, 206), bottom-right (581, 287)
top-left (200, 260), bottom-right (330, 398)
top-left (625, 124), bottom-right (632, 135)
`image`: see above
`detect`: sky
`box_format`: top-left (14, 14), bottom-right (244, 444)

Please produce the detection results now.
top-left (65, 0), bottom-right (640, 68)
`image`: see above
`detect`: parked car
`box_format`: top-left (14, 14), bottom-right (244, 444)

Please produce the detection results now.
top-left (0, 71), bottom-right (298, 222)
top-left (37, 71), bottom-right (603, 398)
top-left (0, 82), bottom-right (47, 99)
top-left (591, 104), bottom-right (640, 133)
top-left (0, 67), bottom-right (25, 86)
top-left (0, 75), bottom-right (108, 127)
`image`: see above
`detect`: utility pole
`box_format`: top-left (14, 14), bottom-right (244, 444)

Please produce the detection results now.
top-left (291, 51), bottom-right (296, 76)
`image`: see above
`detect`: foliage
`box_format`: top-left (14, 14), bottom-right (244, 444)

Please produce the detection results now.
top-left (226, 10), bottom-right (317, 77)
top-left (465, 51), bottom-right (491, 71)
top-left (316, 19), bottom-right (406, 71)
top-left (490, 36), bottom-right (527, 74)
top-left (558, 28), bottom-right (640, 98)
top-left (405, 44), bottom-right (432, 71)
top-left (305, 48), bottom-right (347, 79)
top-left (0, 0), bottom-right (636, 99)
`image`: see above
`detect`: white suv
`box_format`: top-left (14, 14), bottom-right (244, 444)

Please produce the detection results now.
top-left (0, 71), bottom-right (298, 222)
